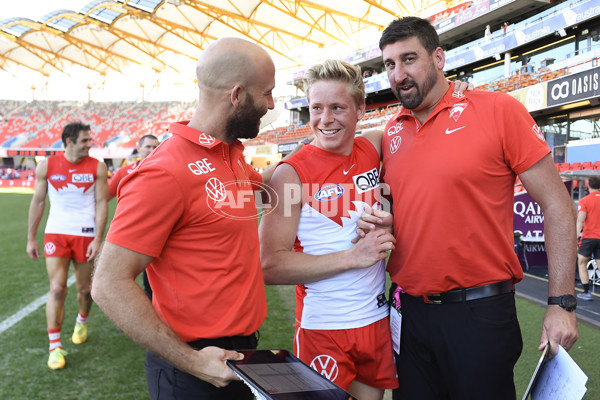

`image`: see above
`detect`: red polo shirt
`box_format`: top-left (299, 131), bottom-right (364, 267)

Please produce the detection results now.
top-left (107, 121), bottom-right (266, 341)
top-left (381, 83), bottom-right (550, 295)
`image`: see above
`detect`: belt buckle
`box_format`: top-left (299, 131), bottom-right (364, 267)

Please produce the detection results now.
top-left (424, 294), bottom-right (443, 305)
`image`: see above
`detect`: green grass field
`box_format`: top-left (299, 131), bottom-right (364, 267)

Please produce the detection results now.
top-left (0, 191), bottom-right (598, 399)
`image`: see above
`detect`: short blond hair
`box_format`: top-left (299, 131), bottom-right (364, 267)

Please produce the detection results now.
top-left (303, 59), bottom-right (365, 107)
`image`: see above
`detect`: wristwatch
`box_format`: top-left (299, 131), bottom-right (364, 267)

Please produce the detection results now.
top-left (547, 295), bottom-right (577, 312)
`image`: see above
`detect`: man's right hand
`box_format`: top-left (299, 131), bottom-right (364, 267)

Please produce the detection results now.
top-left (26, 239), bottom-right (40, 260)
top-left (348, 229), bottom-right (395, 269)
top-left (353, 206), bottom-right (393, 243)
top-left (192, 346), bottom-right (245, 387)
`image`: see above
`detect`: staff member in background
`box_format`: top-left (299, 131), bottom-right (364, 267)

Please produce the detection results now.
top-left (92, 37), bottom-right (275, 399)
top-left (576, 176), bottom-right (600, 301)
top-left (107, 134), bottom-right (159, 201)
top-left (107, 134), bottom-right (160, 300)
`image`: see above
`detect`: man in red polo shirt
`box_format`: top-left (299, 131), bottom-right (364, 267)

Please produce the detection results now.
top-left (107, 134), bottom-right (159, 201)
top-left (576, 176), bottom-right (600, 301)
top-left (360, 16), bottom-right (578, 399)
top-left (92, 37), bottom-right (275, 399)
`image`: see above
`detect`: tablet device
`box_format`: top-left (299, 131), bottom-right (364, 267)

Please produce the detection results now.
top-left (227, 349), bottom-right (358, 400)
top-left (522, 342), bottom-right (551, 400)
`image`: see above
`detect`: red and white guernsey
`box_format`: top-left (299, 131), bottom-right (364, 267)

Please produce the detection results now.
top-left (282, 136), bottom-right (388, 330)
top-left (45, 154), bottom-right (99, 237)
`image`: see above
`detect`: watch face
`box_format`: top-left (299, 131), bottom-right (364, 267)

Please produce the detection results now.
top-left (562, 294), bottom-right (577, 310)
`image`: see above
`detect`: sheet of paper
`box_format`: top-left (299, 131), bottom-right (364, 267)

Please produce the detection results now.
top-left (532, 345), bottom-right (588, 400)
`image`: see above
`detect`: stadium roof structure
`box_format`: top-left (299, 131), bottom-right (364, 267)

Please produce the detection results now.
top-left (0, 0), bottom-right (456, 78)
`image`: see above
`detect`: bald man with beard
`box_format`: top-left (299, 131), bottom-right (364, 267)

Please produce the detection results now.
top-left (92, 38), bottom-right (275, 400)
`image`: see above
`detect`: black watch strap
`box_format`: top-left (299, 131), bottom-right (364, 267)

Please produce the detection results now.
top-left (548, 295), bottom-right (577, 311)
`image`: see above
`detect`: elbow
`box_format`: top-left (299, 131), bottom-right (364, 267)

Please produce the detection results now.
top-left (90, 268), bottom-right (108, 308)
top-left (260, 254), bottom-right (283, 285)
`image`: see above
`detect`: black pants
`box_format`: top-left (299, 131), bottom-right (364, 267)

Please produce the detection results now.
top-left (392, 292), bottom-right (522, 400)
top-left (145, 334), bottom-right (258, 400)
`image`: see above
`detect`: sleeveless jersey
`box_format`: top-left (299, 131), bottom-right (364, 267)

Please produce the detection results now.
top-left (45, 154), bottom-right (99, 237)
top-left (282, 136), bottom-right (388, 330)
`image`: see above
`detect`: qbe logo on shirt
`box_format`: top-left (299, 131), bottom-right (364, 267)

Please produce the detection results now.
top-left (72, 173), bottom-right (94, 183)
top-left (353, 168), bottom-right (379, 193)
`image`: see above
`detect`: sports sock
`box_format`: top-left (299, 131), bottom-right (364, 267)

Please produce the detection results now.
top-left (582, 283), bottom-right (590, 294)
top-left (76, 312), bottom-right (89, 325)
top-left (48, 328), bottom-right (62, 351)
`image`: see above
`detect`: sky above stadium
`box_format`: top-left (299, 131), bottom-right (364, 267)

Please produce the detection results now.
top-left (5, 0), bottom-right (88, 21)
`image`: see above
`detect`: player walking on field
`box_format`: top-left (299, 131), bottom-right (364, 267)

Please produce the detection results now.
top-left (27, 121), bottom-right (108, 370)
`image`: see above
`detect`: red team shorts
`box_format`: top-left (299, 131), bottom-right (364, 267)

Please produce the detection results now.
top-left (44, 234), bottom-right (94, 263)
top-left (294, 317), bottom-right (398, 391)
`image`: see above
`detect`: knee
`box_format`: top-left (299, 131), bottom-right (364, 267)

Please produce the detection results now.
top-left (49, 282), bottom-right (68, 300)
top-left (78, 286), bottom-right (92, 301)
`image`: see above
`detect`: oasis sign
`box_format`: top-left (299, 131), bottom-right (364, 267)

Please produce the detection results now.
top-left (547, 67), bottom-right (600, 107)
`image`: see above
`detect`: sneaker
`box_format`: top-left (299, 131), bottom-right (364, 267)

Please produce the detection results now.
top-left (577, 292), bottom-right (593, 301)
top-left (72, 322), bottom-right (87, 344)
top-left (48, 348), bottom-right (67, 370)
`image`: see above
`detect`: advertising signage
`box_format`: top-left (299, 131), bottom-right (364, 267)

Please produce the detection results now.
top-left (546, 67), bottom-right (600, 107)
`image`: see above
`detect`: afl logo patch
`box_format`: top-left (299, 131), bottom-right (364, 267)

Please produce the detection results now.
top-left (50, 174), bottom-right (66, 181)
top-left (44, 242), bottom-right (56, 255)
top-left (310, 355), bottom-right (339, 382)
top-left (315, 184), bottom-right (344, 201)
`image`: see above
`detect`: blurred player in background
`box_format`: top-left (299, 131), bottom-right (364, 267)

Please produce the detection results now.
top-left (27, 121), bottom-right (108, 370)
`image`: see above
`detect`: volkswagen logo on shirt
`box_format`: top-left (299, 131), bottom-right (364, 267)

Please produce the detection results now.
top-left (205, 177), bottom-right (226, 201)
top-left (315, 184), bottom-right (344, 201)
top-left (390, 136), bottom-right (402, 154)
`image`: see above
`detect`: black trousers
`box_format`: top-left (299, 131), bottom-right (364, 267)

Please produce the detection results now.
top-left (392, 291), bottom-right (522, 400)
top-left (145, 334), bottom-right (258, 400)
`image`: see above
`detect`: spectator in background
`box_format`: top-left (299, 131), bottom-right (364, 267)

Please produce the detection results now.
top-left (360, 16), bottom-right (578, 399)
top-left (576, 176), bottom-right (600, 301)
top-left (26, 121), bottom-right (108, 370)
top-left (485, 24), bottom-right (491, 38)
top-left (503, 21), bottom-right (509, 36)
top-left (260, 59), bottom-right (397, 400)
top-left (92, 37), bottom-right (275, 399)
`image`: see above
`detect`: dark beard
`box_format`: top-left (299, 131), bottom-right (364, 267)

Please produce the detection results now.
top-left (225, 95), bottom-right (264, 143)
top-left (392, 62), bottom-right (438, 110)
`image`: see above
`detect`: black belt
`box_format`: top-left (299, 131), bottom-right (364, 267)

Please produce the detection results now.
top-left (422, 280), bottom-right (514, 304)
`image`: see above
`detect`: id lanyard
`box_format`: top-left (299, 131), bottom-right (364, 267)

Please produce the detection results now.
top-left (390, 285), bottom-right (404, 354)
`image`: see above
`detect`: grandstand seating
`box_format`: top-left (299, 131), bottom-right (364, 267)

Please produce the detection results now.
top-left (0, 100), bottom-right (195, 149)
